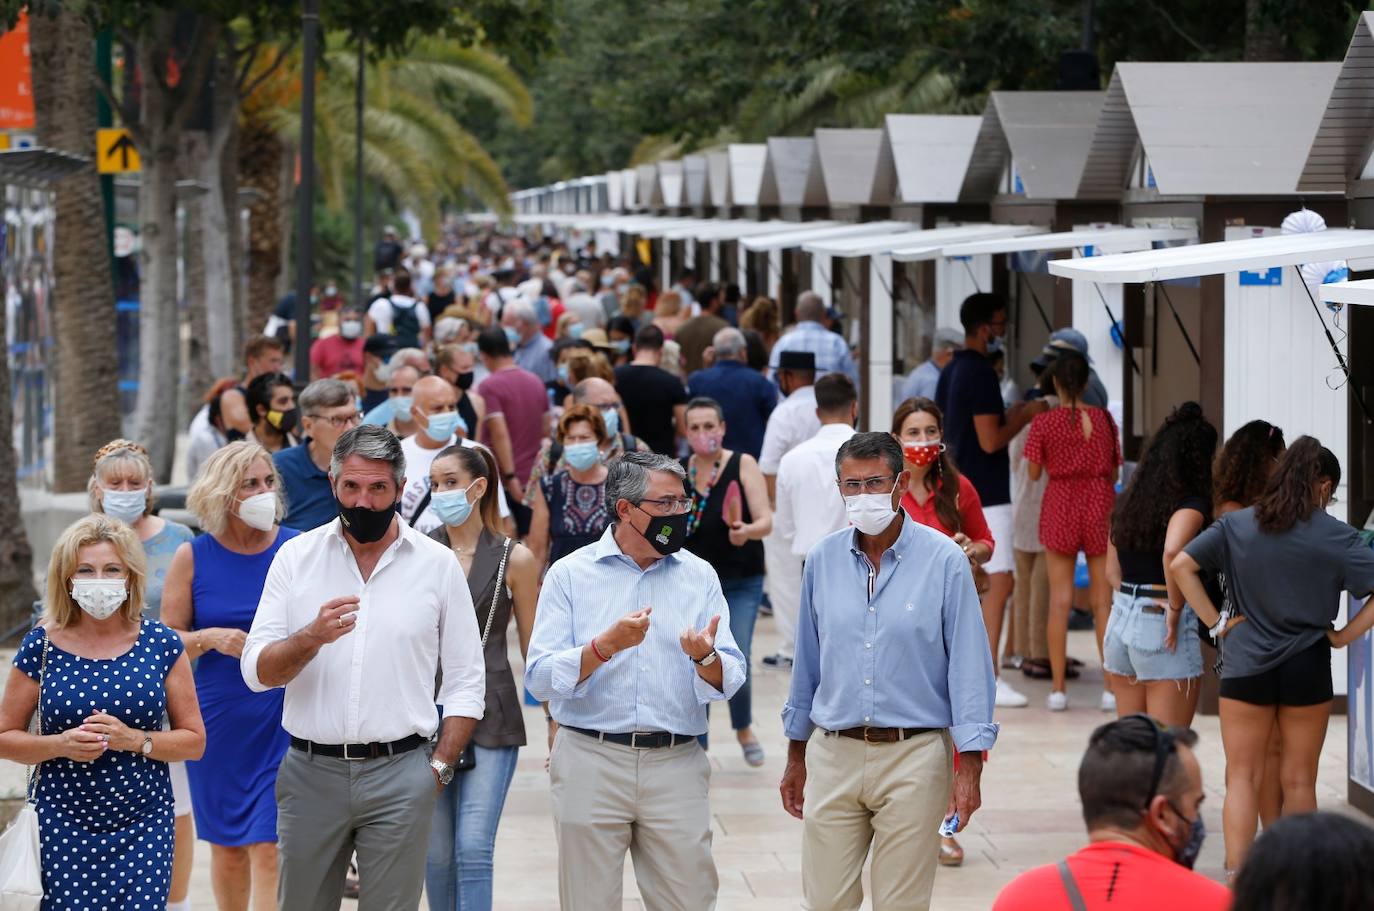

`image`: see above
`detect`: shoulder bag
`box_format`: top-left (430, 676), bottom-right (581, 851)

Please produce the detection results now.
top-left (455, 537), bottom-right (512, 773)
top-left (0, 634), bottom-right (49, 910)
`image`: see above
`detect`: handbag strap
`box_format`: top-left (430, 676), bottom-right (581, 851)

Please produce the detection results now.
top-left (26, 632), bottom-right (50, 802)
top-left (1056, 860), bottom-right (1089, 911)
top-left (478, 537), bottom-right (512, 648)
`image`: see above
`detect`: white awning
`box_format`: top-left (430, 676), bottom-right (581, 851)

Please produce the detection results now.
top-left (635, 218), bottom-right (724, 239)
top-left (739, 220), bottom-right (915, 253)
top-left (804, 224), bottom-right (1046, 260)
top-left (569, 215), bottom-right (697, 232)
top-left (1047, 230), bottom-right (1374, 283)
top-left (660, 219), bottom-right (816, 242)
top-left (940, 226), bottom-right (1196, 258)
top-left (1320, 279), bottom-right (1374, 307)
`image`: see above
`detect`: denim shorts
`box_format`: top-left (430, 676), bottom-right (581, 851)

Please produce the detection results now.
top-left (1103, 589), bottom-right (1203, 682)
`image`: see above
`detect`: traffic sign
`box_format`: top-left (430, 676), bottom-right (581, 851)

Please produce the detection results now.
top-left (97, 128), bottom-right (139, 174)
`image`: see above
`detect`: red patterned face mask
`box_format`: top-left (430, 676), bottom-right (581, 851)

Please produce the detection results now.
top-left (903, 441), bottom-right (943, 468)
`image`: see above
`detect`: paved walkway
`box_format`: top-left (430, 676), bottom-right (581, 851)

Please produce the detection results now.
top-left (2, 619), bottom-right (1355, 909)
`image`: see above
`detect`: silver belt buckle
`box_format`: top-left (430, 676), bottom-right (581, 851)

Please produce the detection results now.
top-left (342, 743), bottom-right (369, 761)
top-left (630, 732), bottom-right (651, 749)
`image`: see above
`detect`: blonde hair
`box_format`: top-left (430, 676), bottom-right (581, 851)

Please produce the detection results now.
top-left (186, 441), bottom-right (284, 536)
top-left (656, 290), bottom-right (683, 318)
top-left (87, 439), bottom-right (156, 516)
top-left (44, 514), bottom-right (147, 629)
top-left (566, 350), bottom-right (613, 385)
top-left (621, 284), bottom-right (647, 319)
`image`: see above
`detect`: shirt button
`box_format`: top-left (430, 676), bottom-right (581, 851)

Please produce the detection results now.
top-left (868, 606), bottom-right (875, 613)
top-left (865, 642), bottom-right (872, 648)
top-left (864, 715), bottom-right (870, 722)
top-left (864, 679), bottom-right (871, 686)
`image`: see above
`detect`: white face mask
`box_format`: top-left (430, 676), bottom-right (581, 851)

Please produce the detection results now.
top-left (101, 487), bottom-right (147, 525)
top-left (236, 492), bottom-right (278, 532)
top-left (844, 483), bottom-right (900, 536)
top-left (71, 579), bottom-right (127, 620)
top-left (340, 319), bottom-right (364, 340)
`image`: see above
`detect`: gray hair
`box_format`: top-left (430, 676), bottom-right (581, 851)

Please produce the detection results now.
top-left (605, 450), bottom-right (686, 516)
top-left (712, 327), bottom-right (747, 361)
top-left (795, 291), bottom-right (826, 323)
top-left (299, 378), bottom-right (353, 414)
top-left (330, 424), bottom-right (406, 487)
top-left (835, 431), bottom-right (904, 478)
top-left (505, 298), bottom-right (537, 326)
top-left (434, 317), bottom-right (467, 345)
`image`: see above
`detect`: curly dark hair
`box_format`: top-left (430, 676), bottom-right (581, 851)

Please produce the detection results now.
top-left (891, 397), bottom-right (962, 534)
top-left (1110, 402), bottom-right (1217, 552)
top-left (1214, 420), bottom-right (1285, 511)
top-left (1254, 436), bottom-right (1340, 533)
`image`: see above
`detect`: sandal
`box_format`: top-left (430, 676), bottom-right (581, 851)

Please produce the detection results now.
top-left (939, 836), bottom-right (964, 867)
top-left (1020, 659), bottom-right (1079, 680)
top-left (1001, 655), bottom-right (1023, 671)
top-left (741, 740), bottom-right (765, 768)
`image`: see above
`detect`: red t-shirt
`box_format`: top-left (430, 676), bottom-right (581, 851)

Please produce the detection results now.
top-left (477, 364), bottom-right (550, 481)
top-left (993, 842), bottom-right (1230, 911)
top-left (310, 335), bottom-right (366, 378)
top-left (542, 298), bottom-right (567, 339)
top-left (900, 472), bottom-right (995, 555)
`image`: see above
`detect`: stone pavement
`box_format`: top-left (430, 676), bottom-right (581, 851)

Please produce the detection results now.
top-left (2, 619), bottom-right (1356, 910)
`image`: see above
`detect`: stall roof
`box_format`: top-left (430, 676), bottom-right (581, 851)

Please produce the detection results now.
top-left (1299, 12), bottom-right (1374, 192)
top-left (815, 128), bottom-right (895, 206)
top-left (570, 214), bottom-right (696, 232)
top-left (804, 224), bottom-right (1042, 259)
top-left (990, 92), bottom-right (1105, 199)
top-left (658, 160), bottom-right (684, 208)
top-left (636, 217), bottom-right (723, 239)
top-left (1047, 229), bottom-right (1374, 284)
top-left (888, 225), bottom-right (1048, 262)
top-left (728, 144), bottom-right (768, 207)
top-left (660, 219), bottom-right (815, 242)
top-left (739, 220), bottom-right (915, 252)
top-left (636, 164), bottom-right (663, 208)
top-left (683, 155), bottom-right (709, 208)
top-left (621, 169), bottom-right (638, 210)
top-left (941, 225), bottom-right (1198, 257)
top-left (605, 169), bottom-right (624, 211)
top-left (707, 150), bottom-right (731, 208)
top-left (758, 137), bottom-right (828, 208)
top-left (1320, 277), bottom-right (1374, 307)
top-left (1078, 62), bottom-right (1341, 198)
top-left (882, 114), bottom-right (982, 204)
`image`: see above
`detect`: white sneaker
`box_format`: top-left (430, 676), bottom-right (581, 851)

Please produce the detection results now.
top-left (1101, 690), bottom-right (1117, 713)
top-left (994, 677), bottom-right (1029, 708)
top-left (1047, 691), bottom-right (1068, 712)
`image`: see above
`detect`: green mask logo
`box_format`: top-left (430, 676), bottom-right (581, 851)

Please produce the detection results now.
top-left (656, 524), bottom-right (673, 545)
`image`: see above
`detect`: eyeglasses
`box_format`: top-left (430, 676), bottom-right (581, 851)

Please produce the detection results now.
top-left (637, 496), bottom-right (692, 515)
top-left (309, 412), bottom-right (361, 429)
top-left (389, 387), bottom-right (414, 396)
top-left (837, 475), bottom-right (898, 496)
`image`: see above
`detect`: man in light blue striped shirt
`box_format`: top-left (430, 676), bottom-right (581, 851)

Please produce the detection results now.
top-left (526, 451), bottom-right (745, 909)
top-left (780, 432), bottom-right (998, 911)
top-left (767, 291), bottom-right (860, 387)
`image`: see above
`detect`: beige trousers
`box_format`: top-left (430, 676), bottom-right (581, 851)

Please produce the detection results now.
top-left (1013, 548), bottom-right (1050, 660)
top-left (802, 730), bottom-right (952, 911)
top-left (549, 727), bottom-right (717, 910)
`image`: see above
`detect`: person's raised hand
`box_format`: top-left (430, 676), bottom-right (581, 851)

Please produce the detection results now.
top-left (597, 607), bottom-right (652, 656)
top-left (307, 595), bottom-right (361, 646)
top-left (679, 614), bottom-right (720, 663)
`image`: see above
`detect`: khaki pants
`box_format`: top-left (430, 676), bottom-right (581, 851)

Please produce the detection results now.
top-left (802, 730), bottom-right (952, 911)
top-left (1013, 548), bottom-right (1049, 661)
top-left (549, 728), bottom-right (717, 910)
top-left (765, 532), bottom-right (804, 659)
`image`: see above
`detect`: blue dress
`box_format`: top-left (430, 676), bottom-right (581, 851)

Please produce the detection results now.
top-left (185, 528), bottom-right (296, 846)
top-left (15, 620), bottom-right (183, 911)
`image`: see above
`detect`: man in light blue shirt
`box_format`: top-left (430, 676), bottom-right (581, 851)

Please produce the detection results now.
top-left (899, 325), bottom-right (963, 403)
top-left (780, 432), bottom-right (997, 911)
top-left (525, 451), bottom-right (745, 909)
top-left (768, 290), bottom-right (860, 387)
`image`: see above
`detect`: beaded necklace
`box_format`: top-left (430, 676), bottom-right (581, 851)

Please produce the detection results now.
top-left (685, 452), bottom-right (724, 537)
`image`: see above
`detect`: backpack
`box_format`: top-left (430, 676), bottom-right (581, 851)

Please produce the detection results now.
top-left (389, 296), bottom-right (422, 348)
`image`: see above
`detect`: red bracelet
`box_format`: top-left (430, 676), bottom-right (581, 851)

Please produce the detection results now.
top-left (590, 638), bottom-right (611, 663)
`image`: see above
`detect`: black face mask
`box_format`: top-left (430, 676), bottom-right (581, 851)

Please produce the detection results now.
top-left (454, 371), bottom-right (475, 391)
top-left (267, 407), bottom-right (300, 436)
top-left (633, 504), bottom-right (688, 556)
top-left (337, 498), bottom-right (398, 544)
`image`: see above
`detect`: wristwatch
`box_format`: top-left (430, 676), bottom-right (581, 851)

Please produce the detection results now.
top-left (693, 650), bottom-right (718, 667)
top-left (430, 757), bottom-right (455, 786)
top-left (141, 734), bottom-right (154, 756)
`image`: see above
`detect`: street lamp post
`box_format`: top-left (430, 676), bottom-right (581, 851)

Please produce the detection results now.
top-left (354, 35), bottom-right (365, 312)
top-left (294, 0), bottom-right (319, 381)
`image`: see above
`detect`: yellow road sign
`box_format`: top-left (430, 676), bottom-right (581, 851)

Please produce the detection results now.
top-left (97, 128), bottom-right (139, 174)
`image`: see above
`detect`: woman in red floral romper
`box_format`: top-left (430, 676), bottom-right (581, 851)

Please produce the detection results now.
top-left (1025, 351), bottom-right (1121, 711)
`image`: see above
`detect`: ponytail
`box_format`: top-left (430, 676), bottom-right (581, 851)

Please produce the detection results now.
top-left (1254, 436), bottom-right (1339, 533)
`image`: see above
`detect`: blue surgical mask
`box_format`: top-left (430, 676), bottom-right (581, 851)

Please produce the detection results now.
top-left (431, 482), bottom-right (478, 527)
top-left (461, 342), bottom-right (479, 356)
top-left (101, 488), bottom-right (147, 525)
top-left (568, 323), bottom-right (584, 339)
top-left (565, 441), bottom-right (600, 470)
top-left (601, 407), bottom-right (620, 436)
top-left (504, 327), bottom-right (521, 348)
top-left (600, 274), bottom-right (615, 288)
top-left (391, 395), bottom-right (413, 422)
top-left (1169, 803), bottom-right (1206, 870)
top-left (424, 411), bottom-right (465, 443)
top-left (611, 339), bottom-right (631, 354)
top-left (557, 363), bottom-right (571, 384)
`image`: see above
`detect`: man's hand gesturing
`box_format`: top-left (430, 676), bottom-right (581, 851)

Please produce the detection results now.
top-left (679, 614), bottom-right (720, 662)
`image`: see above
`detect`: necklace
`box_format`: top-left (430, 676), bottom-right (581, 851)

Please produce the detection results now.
top-left (685, 453), bottom-right (724, 538)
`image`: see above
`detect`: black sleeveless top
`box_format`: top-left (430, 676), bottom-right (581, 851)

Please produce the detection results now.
top-left (426, 526), bottom-right (527, 748)
top-left (456, 392), bottom-right (479, 440)
top-left (681, 451), bottom-right (765, 580)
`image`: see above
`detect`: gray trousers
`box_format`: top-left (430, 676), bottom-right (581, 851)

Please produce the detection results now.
top-left (276, 744), bottom-right (438, 911)
top-left (549, 727), bottom-right (718, 910)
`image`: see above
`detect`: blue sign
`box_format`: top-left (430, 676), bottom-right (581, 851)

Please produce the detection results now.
top-left (1239, 267), bottom-right (1282, 286)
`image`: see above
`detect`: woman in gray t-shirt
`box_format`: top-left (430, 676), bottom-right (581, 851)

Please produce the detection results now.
top-left (1172, 437), bottom-right (1374, 876)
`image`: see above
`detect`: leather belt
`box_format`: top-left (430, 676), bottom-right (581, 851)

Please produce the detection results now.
top-left (1120, 582), bottom-right (1169, 601)
top-left (290, 733), bottom-right (427, 761)
top-left (829, 726), bottom-right (938, 744)
top-left (565, 725), bottom-right (694, 750)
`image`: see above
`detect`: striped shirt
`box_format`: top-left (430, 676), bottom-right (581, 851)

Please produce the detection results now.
top-left (524, 525), bottom-right (746, 735)
top-left (767, 321), bottom-right (859, 386)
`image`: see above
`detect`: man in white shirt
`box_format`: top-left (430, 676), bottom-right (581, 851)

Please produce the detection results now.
top-left (771, 374), bottom-right (858, 664)
top-left (241, 424), bottom-right (485, 911)
top-left (399, 375), bottom-right (512, 534)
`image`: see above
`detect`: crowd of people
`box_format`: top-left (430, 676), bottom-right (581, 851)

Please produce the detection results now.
top-left (1, 221), bottom-right (1373, 911)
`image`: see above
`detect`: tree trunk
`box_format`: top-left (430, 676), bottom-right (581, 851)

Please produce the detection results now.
top-left (181, 132), bottom-right (212, 426)
top-left (239, 112), bottom-right (285, 334)
top-left (0, 259), bottom-right (39, 637)
top-left (223, 109), bottom-right (246, 366)
top-left (201, 49), bottom-right (238, 380)
top-left (29, 8), bottom-right (122, 492)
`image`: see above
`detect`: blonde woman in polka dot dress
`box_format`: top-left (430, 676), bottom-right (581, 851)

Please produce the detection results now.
top-left (0, 514), bottom-right (206, 910)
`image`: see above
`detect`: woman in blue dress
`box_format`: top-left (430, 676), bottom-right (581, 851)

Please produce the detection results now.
top-left (162, 441), bottom-right (296, 911)
top-left (0, 513), bottom-right (205, 910)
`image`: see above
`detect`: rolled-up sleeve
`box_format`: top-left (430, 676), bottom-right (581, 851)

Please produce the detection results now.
top-left (942, 552), bottom-right (999, 752)
top-left (694, 570), bottom-right (744, 703)
top-left (241, 545), bottom-right (293, 693)
top-left (524, 563), bottom-right (594, 701)
top-left (437, 558), bottom-right (485, 719)
top-left (781, 558), bottom-right (820, 741)
top-left (1184, 521), bottom-right (1226, 574)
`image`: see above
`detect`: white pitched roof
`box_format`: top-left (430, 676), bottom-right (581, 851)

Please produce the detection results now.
top-left (991, 92), bottom-right (1105, 199)
top-left (814, 128), bottom-right (894, 206)
top-left (739, 220), bottom-right (915, 252)
top-left (758, 137), bottom-right (828, 207)
top-left (882, 114), bottom-right (983, 204)
top-left (707, 150), bottom-right (731, 207)
top-left (941, 226), bottom-right (1197, 257)
top-left (727, 144), bottom-right (768, 207)
top-left (658, 160), bottom-right (684, 208)
top-left (1299, 12), bottom-right (1374, 192)
top-left (682, 155), bottom-right (709, 207)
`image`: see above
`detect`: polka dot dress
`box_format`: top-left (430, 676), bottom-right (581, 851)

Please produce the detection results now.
top-left (1023, 406), bottom-right (1122, 557)
top-left (15, 620), bottom-right (183, 910)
